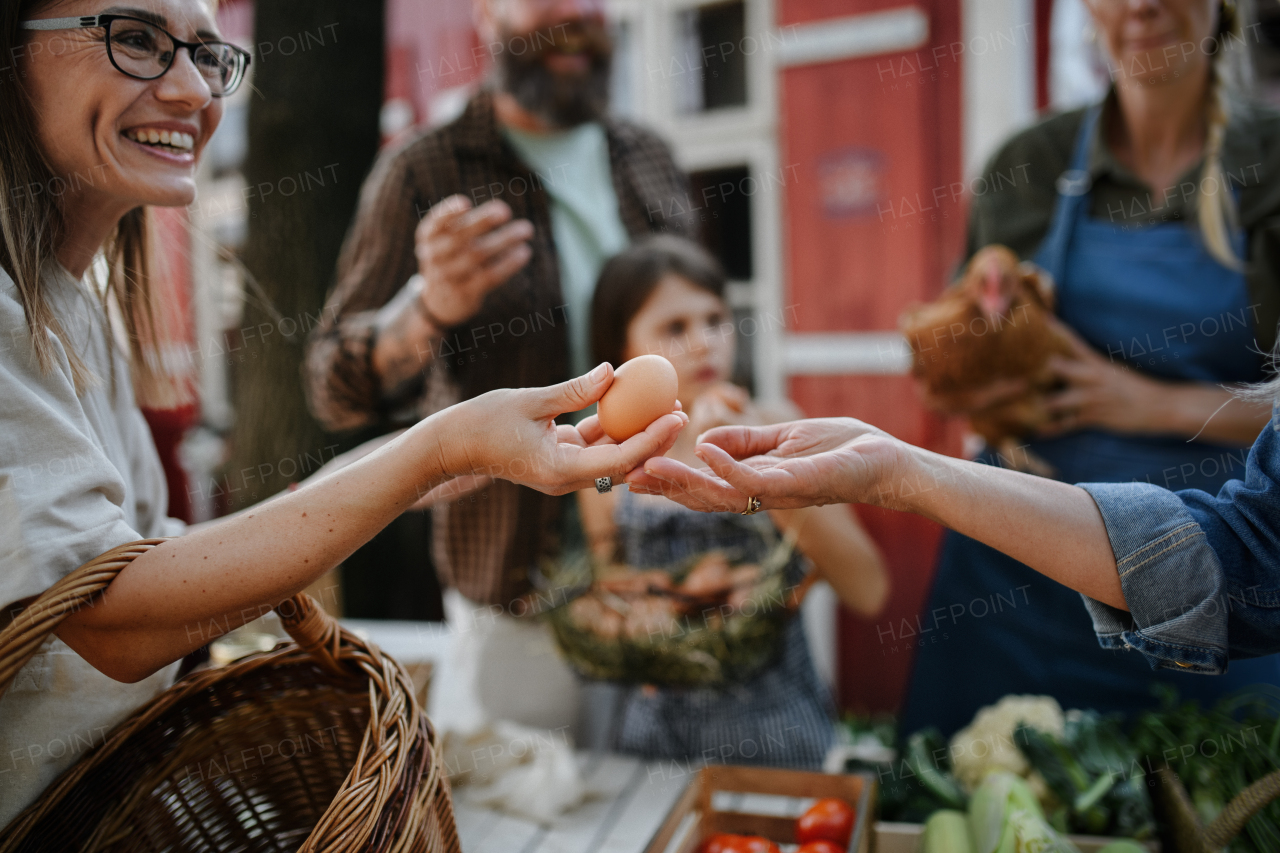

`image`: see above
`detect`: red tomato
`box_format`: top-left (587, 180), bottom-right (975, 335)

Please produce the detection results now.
top-left (741, 839), bottom-right (781, 853)
top-left (797, 841), bottom-right (845, 853)
top-left (700, 835), bottom-right (737, 853)
top-left (796, 798), bottom-right (855, 847)
top-left (700, 833), bottom-right (782, 853)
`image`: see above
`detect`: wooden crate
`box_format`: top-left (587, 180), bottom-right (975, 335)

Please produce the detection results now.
top-left (643, 766), bottom-right (876, 853)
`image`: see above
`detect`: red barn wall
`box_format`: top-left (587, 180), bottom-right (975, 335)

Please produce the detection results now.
top-left (777, 0), bottom-right (967, 713)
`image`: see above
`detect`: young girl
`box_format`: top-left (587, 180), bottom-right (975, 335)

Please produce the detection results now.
top-left (578, 236), bottom-right (888, 769)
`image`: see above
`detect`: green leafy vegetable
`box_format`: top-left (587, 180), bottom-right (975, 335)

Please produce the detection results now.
top-left (1003, 809), bottom-right (1081, 853)
top-left (909, 729), bottom-right (971, 811)
top-left (1014, 712), bottom-right (1155, 839)
top-left (1130, 687), bottom-right (1280, 853)
top-left (867, 726), bottom-right (969, 822)
top-left (969, 772), bottom-right (1044, 853)
top-left (921, 809), bottom-right (974, 853)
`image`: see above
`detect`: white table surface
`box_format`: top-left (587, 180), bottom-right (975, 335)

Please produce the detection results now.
top-left (345, 622), bottom-right (752, 845)
top-left (340, 618), bottom-right (453, 663)
top-left (453, 751), bottom-right (691, 853)
top-left (341, 620), bottom-right (696, 853)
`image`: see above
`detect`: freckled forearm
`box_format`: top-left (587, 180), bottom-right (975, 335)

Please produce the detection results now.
top-left (55, 415), bottom-right (462, 678)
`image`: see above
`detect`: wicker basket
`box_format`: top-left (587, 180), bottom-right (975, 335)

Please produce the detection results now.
top-left (0, 539), bottom-right (461, 853)
top-left (1149, 762), bottom-right (1280, 853)
top-left (543, 535), bottom-right (815, 688)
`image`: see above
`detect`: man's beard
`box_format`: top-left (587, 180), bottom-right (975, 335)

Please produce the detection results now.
top-left (494, 19), bottom-right (613, 128)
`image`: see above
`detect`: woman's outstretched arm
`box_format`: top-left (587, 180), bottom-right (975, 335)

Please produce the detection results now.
top-left (887, 442), bottom-right (1121, 607)
top-left (627, 418), bottom-right (1122, 609)
top-left (57, 366), bottom-right (686, 683)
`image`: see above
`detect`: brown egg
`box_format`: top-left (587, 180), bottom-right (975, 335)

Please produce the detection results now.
top-left (597, 354), bottom-right (679, 442)
top-left (679, 553), bottom-right (734, 598)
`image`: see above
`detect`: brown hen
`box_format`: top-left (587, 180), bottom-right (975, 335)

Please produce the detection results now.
top-left (900, 244), bottom-right (1075, 474)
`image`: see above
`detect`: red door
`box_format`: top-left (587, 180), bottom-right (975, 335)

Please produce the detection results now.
top-left (778, 0), bottom-right (966, 714)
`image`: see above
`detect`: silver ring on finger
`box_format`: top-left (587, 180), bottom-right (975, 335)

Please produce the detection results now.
top-left (595, 476), bottom-right (613, 494)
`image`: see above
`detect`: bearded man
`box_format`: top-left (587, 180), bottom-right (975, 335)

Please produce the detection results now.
top-left (304, 0), bottom-right (693, 732)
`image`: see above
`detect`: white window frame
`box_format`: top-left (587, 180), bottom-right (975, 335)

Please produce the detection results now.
top-left (607, 0), bottom-right (787, 402)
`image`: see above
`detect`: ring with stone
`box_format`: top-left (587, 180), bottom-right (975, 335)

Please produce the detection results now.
top-left (741, 496), bottom-right (762, 515)
top-left (595, 476), bottom-right (613, 494)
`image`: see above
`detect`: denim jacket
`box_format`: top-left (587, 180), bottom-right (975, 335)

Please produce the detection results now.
top-left (1078, 407), bottom-right (1280, 675)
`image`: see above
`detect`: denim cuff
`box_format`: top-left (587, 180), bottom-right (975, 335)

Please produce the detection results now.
top-left (1077, 482), bottom-right (1229, 675)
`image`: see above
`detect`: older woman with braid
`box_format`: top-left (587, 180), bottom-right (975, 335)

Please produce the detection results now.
top-left (886, 0), bottom-right (1280, 733)
top-left (878, 0), bottom-right (1280, 735)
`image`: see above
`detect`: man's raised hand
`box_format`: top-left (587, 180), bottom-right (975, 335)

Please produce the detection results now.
top-left (415, 194), bottom-right (534, 327)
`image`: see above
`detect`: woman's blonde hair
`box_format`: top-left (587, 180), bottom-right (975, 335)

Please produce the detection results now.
top-left (1199, 3), bottom-right (1277, 402)
top-left (0, 0), bottom-right (180, 406)
top-left (1199, 0), bottom-right (1251, 270)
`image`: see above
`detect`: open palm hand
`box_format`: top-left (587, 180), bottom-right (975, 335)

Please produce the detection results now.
top-left (625, 417), bottom-right (908, 512)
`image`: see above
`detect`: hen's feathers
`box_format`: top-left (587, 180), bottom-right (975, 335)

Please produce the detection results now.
top-left (901, 245), bottom-right (1075, 470)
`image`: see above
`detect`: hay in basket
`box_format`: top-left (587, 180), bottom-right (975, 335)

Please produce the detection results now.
top-left (540, 528), bottom-right (814, 688)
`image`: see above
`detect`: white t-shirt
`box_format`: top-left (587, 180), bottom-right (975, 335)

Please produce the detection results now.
top-left (502, 122), bottom-right (630, 377)
top-left (0, 263), bottom-right (183, 826)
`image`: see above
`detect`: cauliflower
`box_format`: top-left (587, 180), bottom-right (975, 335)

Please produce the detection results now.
top-left (949, 695), bottom-right (1065, 798)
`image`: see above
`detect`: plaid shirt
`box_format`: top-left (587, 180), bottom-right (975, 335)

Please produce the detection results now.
top-left (304, 91), bottom-right (695, 608)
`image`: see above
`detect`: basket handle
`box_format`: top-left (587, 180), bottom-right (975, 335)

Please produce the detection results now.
top-left (275, 590), bottom-right (349, 677)
top-left (1205, 768), bottom-right (1280, 848)
top-left (0, 538), bottom-right (349, 698)
top-left (0, 539), bottom-right (168, 701)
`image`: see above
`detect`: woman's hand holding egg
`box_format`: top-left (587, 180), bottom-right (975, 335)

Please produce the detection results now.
top-left (434, 361), bottom-right (686, 496)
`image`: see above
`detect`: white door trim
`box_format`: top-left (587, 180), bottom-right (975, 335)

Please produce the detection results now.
top-left (776, 6), bottom-right (930, 68)
top-left (783, 332), bottom-right (912, 376)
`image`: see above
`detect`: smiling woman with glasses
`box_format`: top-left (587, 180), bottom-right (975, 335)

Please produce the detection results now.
top-left (20, 12), bottom-right (250, 96)
top-left (0, 0), bottom-right (684, 827)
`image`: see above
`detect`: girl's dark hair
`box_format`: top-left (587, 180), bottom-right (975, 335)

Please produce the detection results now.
top-left (590, 235), bottom-right (726, 368)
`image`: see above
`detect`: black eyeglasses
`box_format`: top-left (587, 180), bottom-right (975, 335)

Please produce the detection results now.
top-left (21, 14), bottom-right (250, 97)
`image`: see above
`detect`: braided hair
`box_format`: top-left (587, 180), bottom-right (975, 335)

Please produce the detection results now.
top-left (1199, 0), bottom-right (1251, 270)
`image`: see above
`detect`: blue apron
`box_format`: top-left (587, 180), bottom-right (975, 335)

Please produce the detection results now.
top-left (901, 106), bottom-right (1278, 737)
